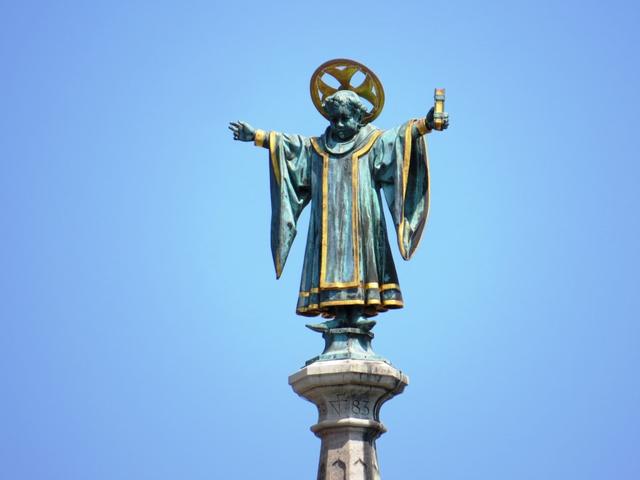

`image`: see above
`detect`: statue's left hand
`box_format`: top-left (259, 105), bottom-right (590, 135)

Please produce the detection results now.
top-left (426, 107), bottom-right (450, 130)
top-left (228, 120), bottom-right (256, 141)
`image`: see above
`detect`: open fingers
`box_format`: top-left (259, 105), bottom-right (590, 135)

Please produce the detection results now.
top-left (228, 124), bottom-right (240, 140)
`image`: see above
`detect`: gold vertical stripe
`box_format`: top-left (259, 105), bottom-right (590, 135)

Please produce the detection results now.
top-left (349, 130), bottom-right (383, 288)
top-left (310, 138), bottom-right (330, 287)
top-left (400, 127), bottom-right (431, 259)
top-left (313, 131), bottom-right (382, 289)
top-left (398, 121), bottom-right (415, 259)
top-left (421, 135), bottom-right (431, 250)
top-left (350, 136), bottom-right (361, 290)
top-left (269, 131), bottom-right (280, 185)
top-left (270, 131), bottom-right (282, 276)
top-left (402, 122), bottom-right (413, 205)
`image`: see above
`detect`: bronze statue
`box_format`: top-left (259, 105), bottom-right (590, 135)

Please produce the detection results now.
top-left (229, 59), bottom-right (448, 343)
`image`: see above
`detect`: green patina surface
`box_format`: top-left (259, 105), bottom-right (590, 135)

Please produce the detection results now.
top-left (229, 71), bottom-right (449, 361)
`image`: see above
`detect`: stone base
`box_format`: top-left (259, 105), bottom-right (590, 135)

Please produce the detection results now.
top-left (289, 360), bottom-right (408, 480)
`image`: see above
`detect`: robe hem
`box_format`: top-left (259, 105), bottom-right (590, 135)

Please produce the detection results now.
top-left (296, 299), bottom-right (404, 318)
top-left (296, 284), bottom-right (404, 318)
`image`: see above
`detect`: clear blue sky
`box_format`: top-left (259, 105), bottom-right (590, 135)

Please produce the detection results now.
top-left (1, 1), bottom-right (639, 479)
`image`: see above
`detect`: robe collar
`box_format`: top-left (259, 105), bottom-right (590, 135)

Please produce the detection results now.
top-left (321, 124), bottom-right (378, 155)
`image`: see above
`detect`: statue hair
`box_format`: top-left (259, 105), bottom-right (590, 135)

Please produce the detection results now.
top-left (322, 90), bottom-right (368, 123)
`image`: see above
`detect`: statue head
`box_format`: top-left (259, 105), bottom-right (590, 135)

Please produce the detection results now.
top-left (322, 90), bottom-right (368, 142)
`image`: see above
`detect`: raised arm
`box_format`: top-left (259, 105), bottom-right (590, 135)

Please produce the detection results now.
top-left (228, 120), bottom-right (312, 278)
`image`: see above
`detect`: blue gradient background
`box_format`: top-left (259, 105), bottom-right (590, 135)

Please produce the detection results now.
top-left (1, 1), bottom-right (639, 479)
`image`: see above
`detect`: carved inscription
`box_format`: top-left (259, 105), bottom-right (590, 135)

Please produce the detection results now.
top-left (328, 393), bottom-right (371, 418)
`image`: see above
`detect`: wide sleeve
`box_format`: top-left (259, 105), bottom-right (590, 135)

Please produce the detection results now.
top-left (266, 132), bottom-right (312, 278)
top-left (372, 120), bottom-right (430, 260)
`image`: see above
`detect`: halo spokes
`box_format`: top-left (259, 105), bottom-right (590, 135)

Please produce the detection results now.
top-left (310, 59), bottom-right (385, 123)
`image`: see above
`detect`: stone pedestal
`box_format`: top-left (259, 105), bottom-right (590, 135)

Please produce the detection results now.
top-left (289, 360), bottom-right (409, 480)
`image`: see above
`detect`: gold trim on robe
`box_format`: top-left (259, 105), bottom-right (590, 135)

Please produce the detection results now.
top-left (311, 131), bottom-right (382, 289)
top-left (296, 282), bottom-right (403, 316)
top-left (397, 120), bottom-right (430, 260)
top-left (269, 131), bottom-right (280, 185)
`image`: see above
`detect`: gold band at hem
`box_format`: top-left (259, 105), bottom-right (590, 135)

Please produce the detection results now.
top-left (298, 288), bottom-right (319, 297)
top-left (298, 303), bottom-right (320, 312)
top-left (382, 300), bottom-right (404, 307)
top-left (297, 298), bottom-right (404, 311)
top-left (318, 299), bottom-right (365, 307)
top-left (365, 281), bottom-right (400, 290)
top-left (298, 283), bottom-right (400, 296)
top-left (297, 300), bottom-right (365, 313)
top-left (254, 129), bottom-right (266, 147)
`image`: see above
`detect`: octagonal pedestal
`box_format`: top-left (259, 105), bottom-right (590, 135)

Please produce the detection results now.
top-left (289, 360), bottom-right (408, 480)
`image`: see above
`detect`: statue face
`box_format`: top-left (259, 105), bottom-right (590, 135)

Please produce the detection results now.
top-left (328, 105), bottom-right (361, 142)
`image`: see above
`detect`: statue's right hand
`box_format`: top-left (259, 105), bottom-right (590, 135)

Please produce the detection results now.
top-left (228, 120), bottom-right (256, 142)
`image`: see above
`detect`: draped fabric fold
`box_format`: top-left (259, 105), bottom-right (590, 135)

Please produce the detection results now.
top-left (269, 132), bottom-right (311, 278)
top-left (374, 121), bottom-right (431, 260)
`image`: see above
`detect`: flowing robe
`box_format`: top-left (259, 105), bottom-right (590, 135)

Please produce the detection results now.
top-left (264, 121), bottom-right (430, 317)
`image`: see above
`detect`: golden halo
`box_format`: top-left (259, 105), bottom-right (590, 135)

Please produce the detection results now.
top-left (310, 58), bottom-right (385, 124)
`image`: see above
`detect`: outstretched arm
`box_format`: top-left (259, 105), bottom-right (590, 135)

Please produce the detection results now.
top-left (229, 121), bottom-right (312, 278)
